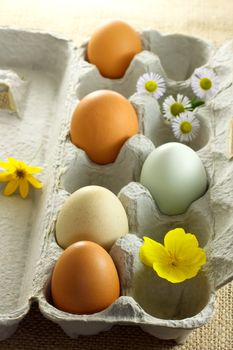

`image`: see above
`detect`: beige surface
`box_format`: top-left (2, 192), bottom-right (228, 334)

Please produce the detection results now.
top-left (0, 0), bottom-right (232, 349)
top-left (0, 0), bottom-right (233, 45)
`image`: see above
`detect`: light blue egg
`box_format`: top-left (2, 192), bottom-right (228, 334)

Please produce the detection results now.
top-left (140, 142), bottom-right (208, 215)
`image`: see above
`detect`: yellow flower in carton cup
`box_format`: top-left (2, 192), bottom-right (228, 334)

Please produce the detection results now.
top-left (0, 157), bottom-right (43, 199)
top-left (140, 228), bottom-right (206, 283)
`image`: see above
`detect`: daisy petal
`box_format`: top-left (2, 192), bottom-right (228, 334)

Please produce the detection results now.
top-left (171, 111), bottom-right (200, 143)
top-left (162, 94), bottom-right (191, 122)
top-left (191, 67), bottom-right (219, 100)
top-left (27, 174), bottom-right (43, 189)
top-left (19, 178), bottom-right (29, 199)
top-left (136, 72), bottom-right (166, 99)
top-left (3, 179), bottom-right (19, 196)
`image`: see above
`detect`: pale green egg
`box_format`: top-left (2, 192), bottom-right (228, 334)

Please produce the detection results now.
top-left (140, 143), bottom-right (208, 215)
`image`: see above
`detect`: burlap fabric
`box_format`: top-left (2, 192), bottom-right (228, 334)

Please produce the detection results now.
top-left (0, 0), bottom-right (232, 348)
top-left (1, 282), bottom-right (232, 349)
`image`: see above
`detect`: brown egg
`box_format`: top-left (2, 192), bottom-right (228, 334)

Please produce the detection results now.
top-left (51, 241), bottom-right (120, 314)
top-left (87, 20), bottom-right (142, 79)
top-left (70, 90), bottom-right (139, 165)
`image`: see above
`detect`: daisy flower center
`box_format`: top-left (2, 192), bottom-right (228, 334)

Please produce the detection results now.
top-left (199, 77), bottom-right (212, 91)
top-left (16, 169), bottom-right (26, 178)
top-left (180, 121), bottom-right (192, 134)
top-left (144, 80), bottom-right (158, 93)
top-left (170, 102), bottom-right (185, 117)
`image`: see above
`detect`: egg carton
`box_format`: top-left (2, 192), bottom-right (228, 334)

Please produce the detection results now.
top-left (0, 27), bottom-right (233, 344)
top-left (0, 69), bottom-right (27, 117)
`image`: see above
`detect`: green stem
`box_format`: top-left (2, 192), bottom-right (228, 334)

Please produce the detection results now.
top-left (191, 98), bottom-right (205, 110)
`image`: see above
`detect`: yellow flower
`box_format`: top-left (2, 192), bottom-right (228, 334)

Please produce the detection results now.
top-left (0, 157), bottom-right (43, 199)
top-left (140, 228), bottom-right (206, 283)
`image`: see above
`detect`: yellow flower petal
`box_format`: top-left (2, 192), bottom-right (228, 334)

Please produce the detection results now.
top-left (26, 174), bottom-right (43, 189)
top-left (19, 178), bottom-right (29, 199)
top-left (164, 228), bottom-right (198, 259)
top-left (8, 157), bottom-right (20, 167)
top-left (3, 179), bottom-right (19, 196)
top-left (139, 229), bottom-right (206, 284)
top-left (0, 161), bottom-right (14, 171)
top-left (140, 236), bottom-right (168, 268)
top-left (172, 257), bottom-right (205, 281)
top-left (26, 166), bottom-right (43, 175)
top-left (0, 171), bottom-right (13, 182)
top-left (181, 246), bottom-right (206, 268)
top-left (0, 157), bottom-right (43, 198)
top-left (153, 262), bottom-right (187, 283)
top-left (164, 228), bottom-right (186, 251)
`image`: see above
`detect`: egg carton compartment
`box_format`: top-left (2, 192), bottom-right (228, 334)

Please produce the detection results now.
top-left (38, 30), bottom-right (233, 343)
top-left (75, 30), bottom-right (232, 100)
top-left (35, 188), bottom-right (140, 337)
top-left (130, 94), bottom-right (212, 152)
top-left (76, 31), bottom-right (232, 156)
top-left (110, 156), bottom-right (233, 341)
top-left (37, 179), bottom-right (214, 344)
top-left (76, 30), bottom-right (214, 99)
top-left (0, 26), bottom-right (233, 344)
top-left (109, 88), bottom-right (233, 341)
top-left (115, 183), bottom-right (213, 331)
top-left (110, 233), bottom-right (214, 343)
top-left (38, 69), bottom-right (233, 347)
top-left (61, 134), bottom-right (154, 195)
top-left (118, 182), bottom-right (213, 247)
top-left (60, 84), bottom-right (215, 195)
top-left (59, 29), bottom-right (233, 197)
top-left (36, 215), bottom-right (211, 344)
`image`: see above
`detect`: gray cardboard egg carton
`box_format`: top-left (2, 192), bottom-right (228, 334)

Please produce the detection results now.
top-left (0, 27), bottom-right (232, 344)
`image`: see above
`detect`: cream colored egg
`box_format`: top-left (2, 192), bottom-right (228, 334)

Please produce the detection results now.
top-left (55, 186), bottom-right (129, 250)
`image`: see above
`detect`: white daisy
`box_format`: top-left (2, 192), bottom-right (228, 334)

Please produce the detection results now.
top-left (136, 72), bottom-right (166, 99)
top-left (191, 68), bottom-right (219, 100)
top-left (171, 111), bottom-right (200, 142)
top-left (162, 94), bottom-right (191, 123)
